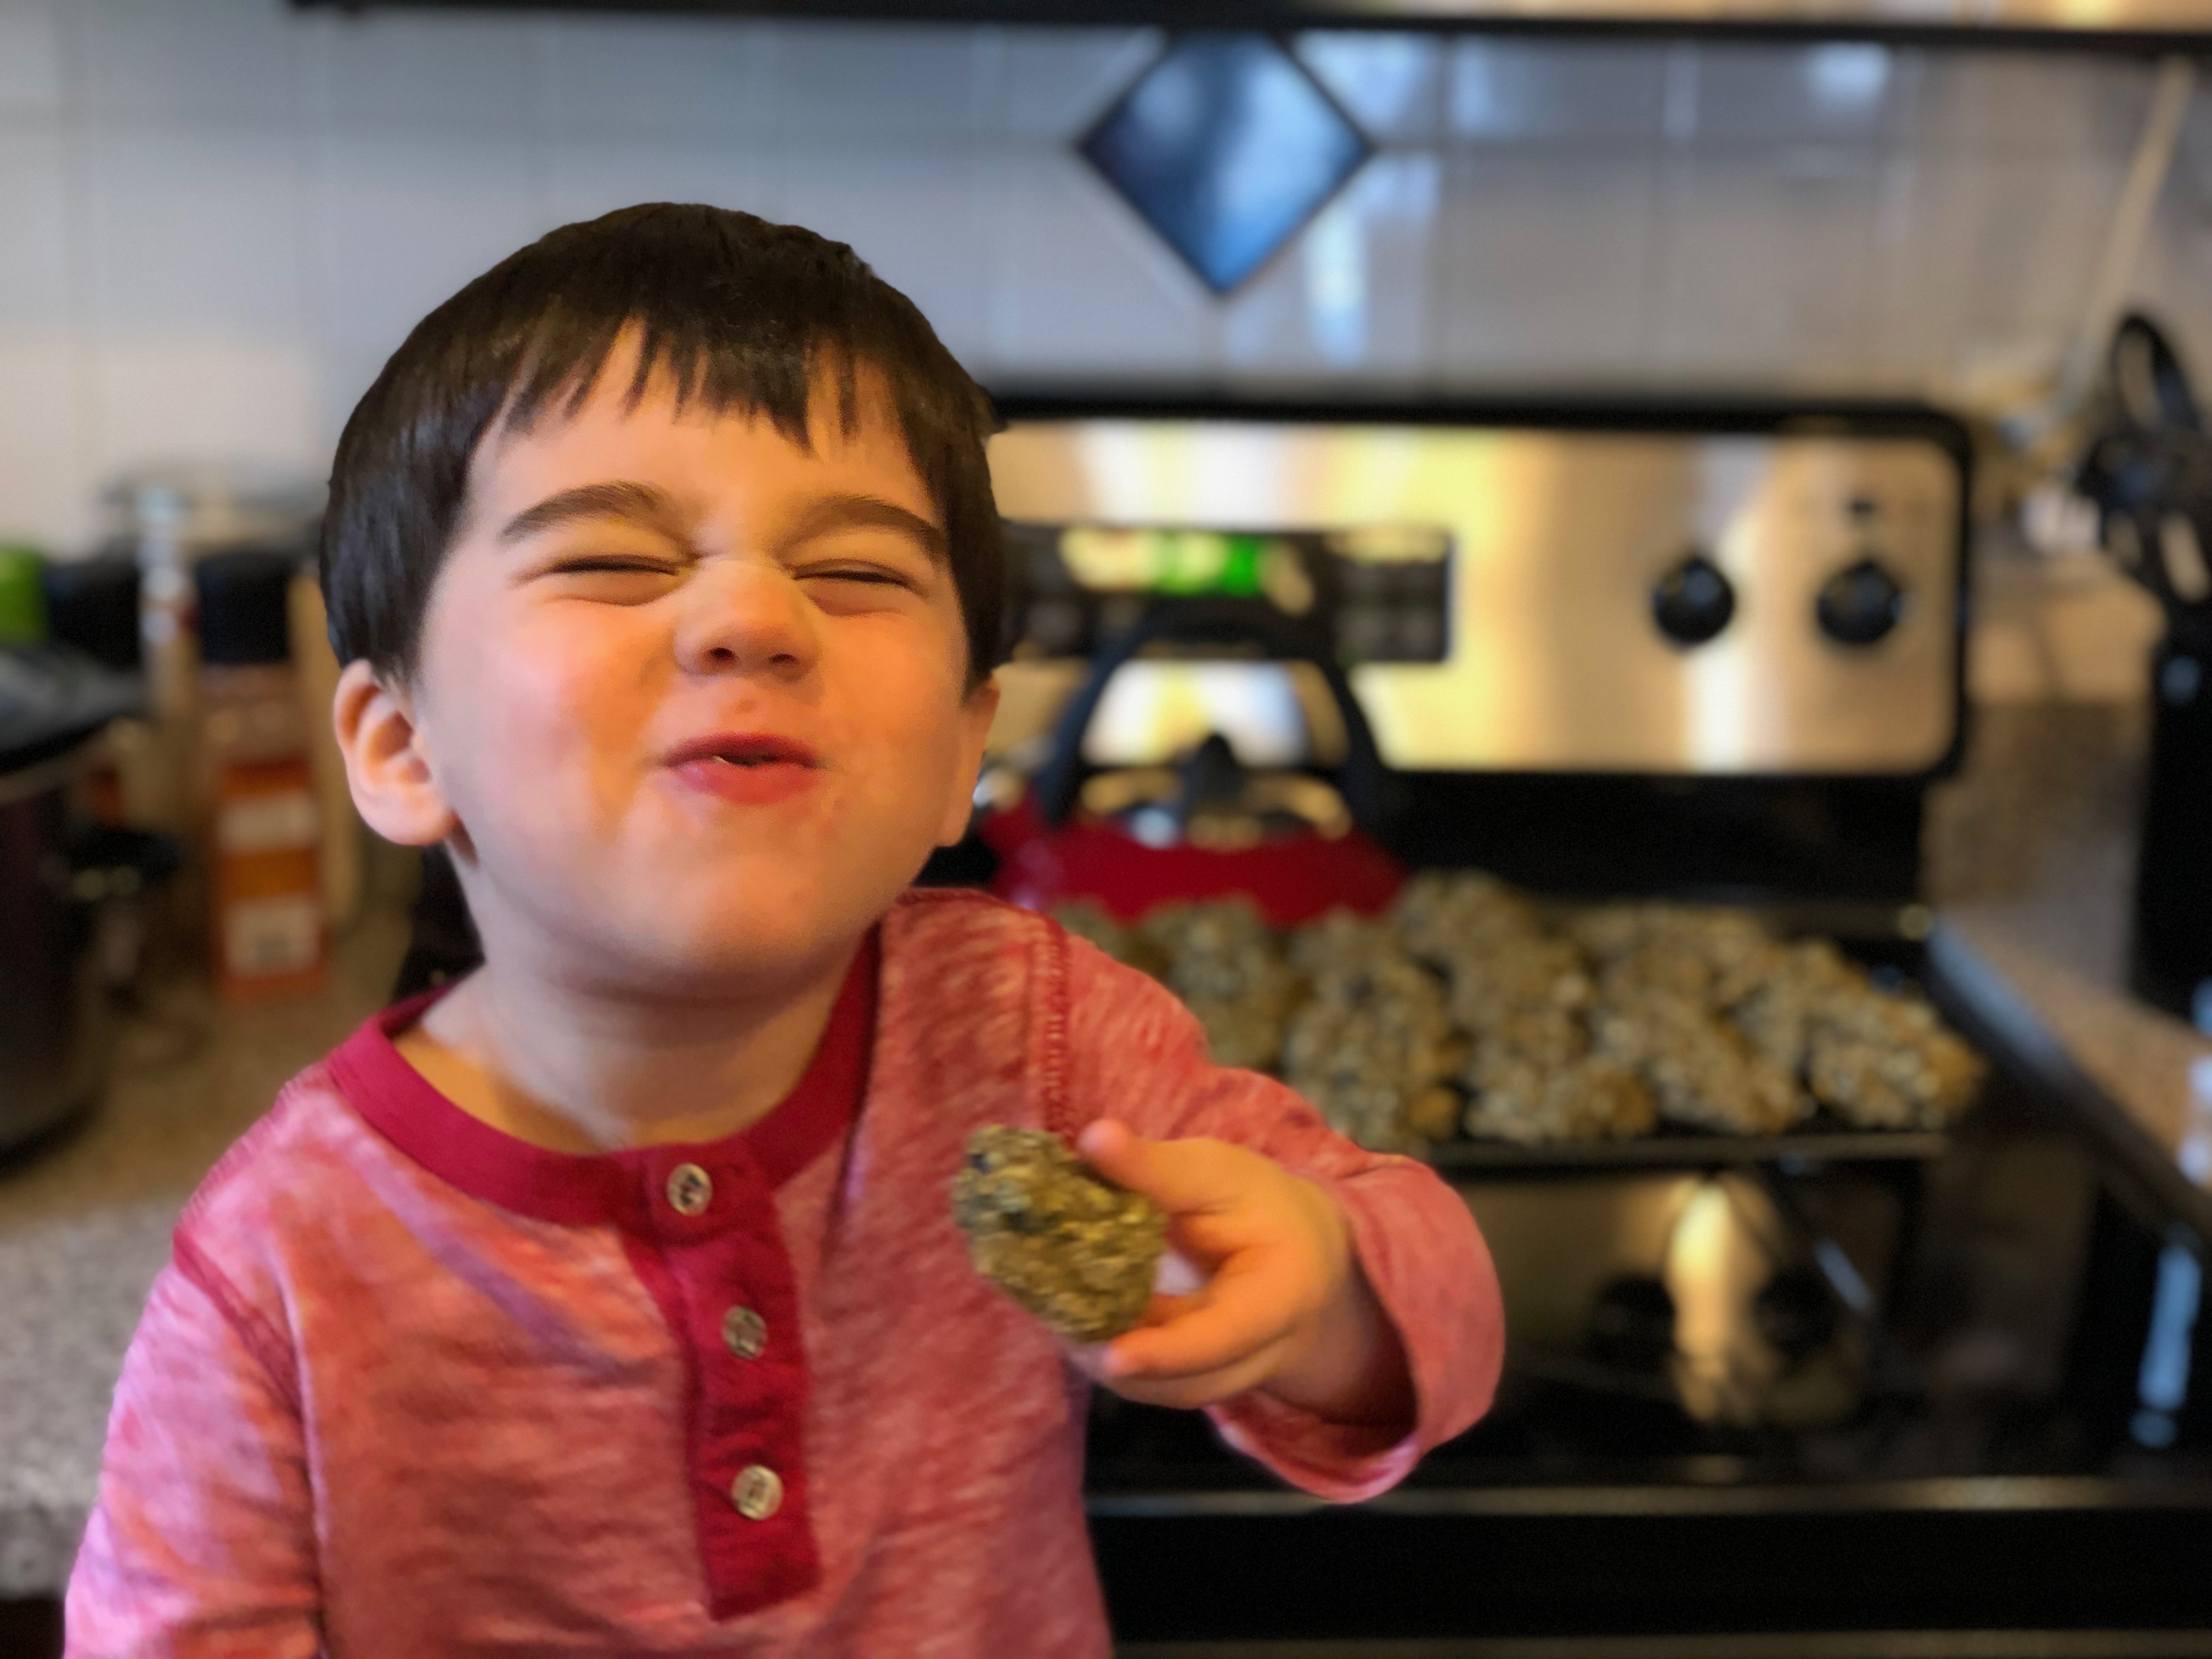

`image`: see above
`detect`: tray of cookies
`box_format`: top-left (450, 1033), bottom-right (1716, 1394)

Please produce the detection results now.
top-left (1055, 870), bottom-right (1986, 1172)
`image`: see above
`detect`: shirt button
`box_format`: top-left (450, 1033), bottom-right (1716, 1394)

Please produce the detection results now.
top-left (722, 1306), bottom-right (768, 1361)
top-left (731, 1464), bottom-right (783, 1521)
top-left (664, 1163), bottom-right (713, 1217)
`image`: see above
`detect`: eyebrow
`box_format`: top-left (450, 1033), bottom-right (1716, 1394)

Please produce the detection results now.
top-left (781, 492), bottom-right (949, 565)
top-left (498, 480), bottom-right (685, 546)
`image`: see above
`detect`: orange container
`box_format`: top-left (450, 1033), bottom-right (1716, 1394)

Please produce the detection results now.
top-left (196, 552), bottom-right (326, 1002)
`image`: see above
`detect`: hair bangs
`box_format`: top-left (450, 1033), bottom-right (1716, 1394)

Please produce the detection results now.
top-left (321, 203), bottom-right (1004, 688)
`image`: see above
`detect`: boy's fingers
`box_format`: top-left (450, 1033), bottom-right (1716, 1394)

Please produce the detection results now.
top-left (1060, 1290), bottom-right (1199, 1381)
top-left (1133, 1290), bottom-right (1202, 1328)
top-left (1077, 1121), bottom-right (1248, 1217)
top-left (1064, 1341), bottom-right (1115, 1385)
top-left (1095, 1338), bottom-right (1296, 1411)
top-left (1099, 1253), bottom-right (1300, 1381)
top-left (1155, 1246), bottom-right (1206, 1298)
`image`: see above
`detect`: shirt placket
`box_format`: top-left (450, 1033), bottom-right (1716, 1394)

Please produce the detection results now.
top-left (627, 1145), bottom-right (820, 1621)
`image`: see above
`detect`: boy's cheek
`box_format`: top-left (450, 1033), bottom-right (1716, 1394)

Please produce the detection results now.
top-left (461, 622), bottom-right (646, 795)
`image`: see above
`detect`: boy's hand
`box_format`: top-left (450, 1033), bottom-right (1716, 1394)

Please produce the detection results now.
top-left (1073, 1121), bottom-right (1414, 1427)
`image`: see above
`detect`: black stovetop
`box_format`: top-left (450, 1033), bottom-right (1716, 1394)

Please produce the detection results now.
top-left (1083, 923), bottom-right (2212, 1650)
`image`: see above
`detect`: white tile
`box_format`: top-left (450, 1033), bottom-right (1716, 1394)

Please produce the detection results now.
top-left (763, 22), bottom-right (989, 140)
top-left (540, 15), bottom-right (774, 140)
top-left (1852, 153), bottom-right (1933, 385)
top-left (300, 10), bottom-right (534, 134)
top-left (1876, 151), bottom-right (2126, 391)
top-left (1911, 52), bottom-right (2151, 159)
top-left (315, 334), bottom-right (393, 460)
top-left (1220, 151), bottom-right (1439, 382)
top-left (77, 0), bottom-right (300, 123)
top-left (986, 145), bottom-right (1214, 384)
top-left (1861, 152), bottom-right (1944, 385)
top-left (1651, 146), bottom-right (1884, 383)
top-left (1447, 40), bottom-right (1668, 145)
top-left (544, 135), bottom-right (768, 229)
top-left (2173, 93), bottom-right (2212, 219)
top-left (0, 120), bottom-right (72, 330)
top-left (1689, 43), bottom-right (1913, 145)
top-left (772, 142), bottom-right (987, 369)
top-left (0, 0), bottom-right (64, 116)
top-left (0, 335), bottom-right (94, 549)
top-left (2135, 210), bottom-right (2212, 399)
top-left (83, 121), bottom-right (307, 336)
top-left (1436, 151), bottom-right (1659, 382)
top-left (86, 337), bottom-right (321, 481)
top-left (310, 128), bottom-right (544, 359)
top-left (1295, 32), bottom-right (1445, 144)
top-left (1000, 26), bottom-right (1158, 140)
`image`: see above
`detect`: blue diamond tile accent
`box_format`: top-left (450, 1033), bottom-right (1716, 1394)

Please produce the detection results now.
top-left (1081, 33), bottom-right (1372, 296)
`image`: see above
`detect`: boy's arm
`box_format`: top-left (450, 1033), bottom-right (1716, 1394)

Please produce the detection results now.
top-left (66, 1257), bottom-right (321, 1658)
top-left (1052, 932), bottom-right (1505, 1503)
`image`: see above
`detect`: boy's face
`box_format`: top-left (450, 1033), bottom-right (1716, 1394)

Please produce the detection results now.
top-left (366, 348), bottom-right (996, 989)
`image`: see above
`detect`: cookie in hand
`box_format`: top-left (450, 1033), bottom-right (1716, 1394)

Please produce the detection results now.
top-left (949, 1125), bottom-right (1167, 1343)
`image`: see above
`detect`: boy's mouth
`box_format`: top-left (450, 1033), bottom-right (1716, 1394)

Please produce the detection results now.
top-left (663, 732), bottom-right (825, 806)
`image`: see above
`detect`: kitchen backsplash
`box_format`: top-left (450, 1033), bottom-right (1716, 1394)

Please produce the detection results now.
top-left (5, 0), bottom-right (2212, 557)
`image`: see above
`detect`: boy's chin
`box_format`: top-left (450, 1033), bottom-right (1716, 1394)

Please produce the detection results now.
top-left (606, 887), bottom-right (888, 987)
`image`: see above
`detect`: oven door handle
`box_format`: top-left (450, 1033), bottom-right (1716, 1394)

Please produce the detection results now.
top-left (1027, 597), bottom-right (1393, 838)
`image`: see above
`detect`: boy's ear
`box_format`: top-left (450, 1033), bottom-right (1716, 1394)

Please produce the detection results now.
top-left (333, 659), bottom-right (459, 848)
top-left (937, 674), bottom-right (1002, 848)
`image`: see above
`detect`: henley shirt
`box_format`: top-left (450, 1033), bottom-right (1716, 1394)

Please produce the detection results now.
top-left (66, 889), bottom-right (1504, 1657)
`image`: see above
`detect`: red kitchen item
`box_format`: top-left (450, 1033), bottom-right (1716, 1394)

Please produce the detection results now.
top-left (984, 792), bottom-right (1403, 926)
top-left (983, 600), bottom-right (1406, 928)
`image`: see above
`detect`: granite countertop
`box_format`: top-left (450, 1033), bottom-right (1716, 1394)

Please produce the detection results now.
top-left (0, 907), bottom-right (408, 1598)
top-left (1927, 701), bottom-right (2212, 1199)
top-left (5, 701), bottom-right (2211, 1599)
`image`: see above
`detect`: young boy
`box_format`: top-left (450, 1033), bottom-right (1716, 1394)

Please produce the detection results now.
top-left (66, 204), bottom-right (1503, 1656)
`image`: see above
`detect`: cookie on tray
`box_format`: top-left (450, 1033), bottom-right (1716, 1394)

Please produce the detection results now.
top-left (1392, 870), bottom-right (1546, 970)
top-left (1803, 989), bottom-right (1986, 1130)
top-left (1731, 940), bottom-right (1985, 1130)
top-left (1463, 1051), bottom-right (1657, 1146)
top-left (1591, 986), bottom-right (1809, 1137)
top-left (1143, 900), bottom-right (1301, 1073)
top-left (1282, 914), bottom-right (1463, 1154)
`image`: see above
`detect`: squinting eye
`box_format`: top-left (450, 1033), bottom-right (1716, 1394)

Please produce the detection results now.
top-left (551, 557), bottom-right (675, 576)
top-left (537, 557), bottom-right (684, 604)
top-left (800, 566), bottom-right (914, 590)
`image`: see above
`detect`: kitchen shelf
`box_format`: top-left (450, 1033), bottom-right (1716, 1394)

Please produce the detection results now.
top-left (1430, 1127), bottom-right (1949, 1172)
top-left (290, 0), bottom-right (2212, 57)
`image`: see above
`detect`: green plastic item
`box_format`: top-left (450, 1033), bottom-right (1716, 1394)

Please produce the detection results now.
top-left (0, 545), bottom-right (49, 645)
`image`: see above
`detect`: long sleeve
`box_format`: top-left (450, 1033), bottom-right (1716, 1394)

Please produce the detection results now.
top-left (1051, 928), bottom-right (1505, 1502)
top-left (65, 1255), bottom-right (323, 1658)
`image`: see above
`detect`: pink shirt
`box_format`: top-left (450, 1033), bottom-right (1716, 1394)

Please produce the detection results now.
top-left (66, 890), bottom-right (1504, 1657)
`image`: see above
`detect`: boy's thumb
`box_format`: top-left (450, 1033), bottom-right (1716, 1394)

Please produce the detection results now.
top-left (1076, 1120), bottom-right (1238, 1216)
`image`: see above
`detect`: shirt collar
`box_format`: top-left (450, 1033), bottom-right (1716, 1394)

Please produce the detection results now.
top-left (327, 930), bottom-right (880, 1231)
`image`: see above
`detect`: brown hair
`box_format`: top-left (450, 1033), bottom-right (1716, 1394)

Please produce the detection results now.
top-left (320, 202), bottom-right (1005, 687)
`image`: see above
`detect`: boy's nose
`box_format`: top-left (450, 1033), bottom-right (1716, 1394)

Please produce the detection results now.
top-left (671, 561), bottom-right (822, 681)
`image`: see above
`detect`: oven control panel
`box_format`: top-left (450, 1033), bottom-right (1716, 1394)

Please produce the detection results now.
top-left (1001, 522), bottom-right (1452, 665)
top-left (988, 409), bottom-right (1966, 778)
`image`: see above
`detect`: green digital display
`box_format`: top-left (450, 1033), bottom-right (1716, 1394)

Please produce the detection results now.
top-left (1004, 522), bottom-right (1452, 665)
top-left (1059, 527), bottom-right (1294, 603)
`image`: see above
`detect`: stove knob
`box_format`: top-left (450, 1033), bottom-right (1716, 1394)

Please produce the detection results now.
top-left (1587, 1274), bottom-right (1677, 1374)
top-left (1651, 553), bottom-right (1736, 646)
top-left (1816, 557), bottom-right (1905, 647)
top-left (1753, 1268), bottom-right (1838, 1364)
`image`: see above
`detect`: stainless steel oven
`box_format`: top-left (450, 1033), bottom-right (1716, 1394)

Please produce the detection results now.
top-left (972, 397), bottom-right (2212, 1655)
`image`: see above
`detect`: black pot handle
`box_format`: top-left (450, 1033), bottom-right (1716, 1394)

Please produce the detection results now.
top-left (2080, 313), bottom-right (2212, 640)
top-left (2112, 312), bottom-right (2200, 435)
top-left (1029, 598), bottom-right (1392, 836)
